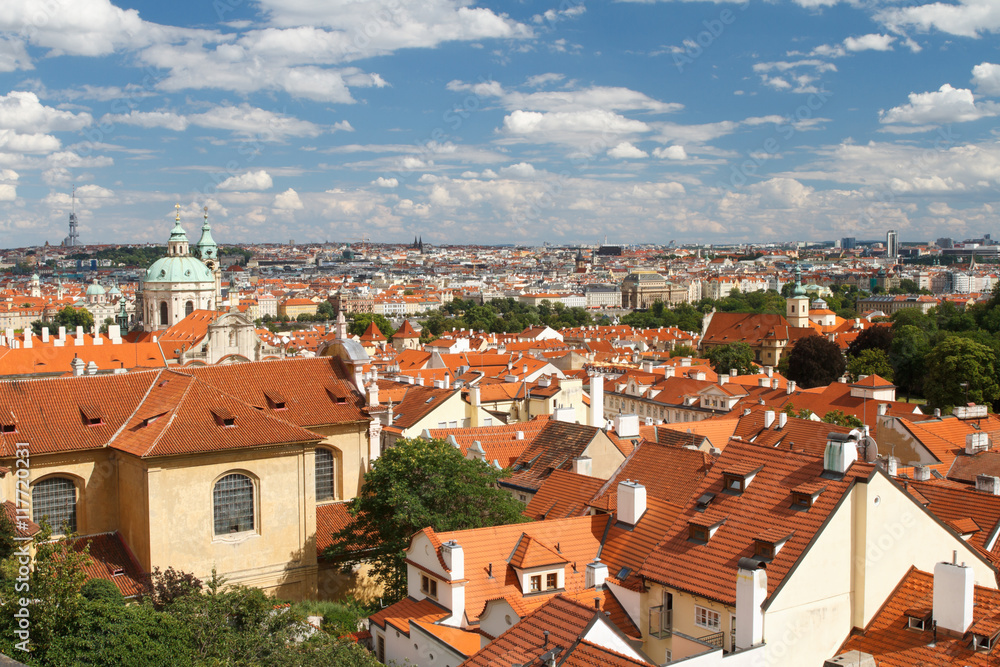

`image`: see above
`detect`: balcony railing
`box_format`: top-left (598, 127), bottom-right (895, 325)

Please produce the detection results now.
top-left (648, 606), bottom-right (673, 639)
top-left (698, 631), bottom-right (724, 649)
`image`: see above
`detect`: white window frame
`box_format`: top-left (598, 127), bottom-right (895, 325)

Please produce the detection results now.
top-left (694, 605), bottom-right (721, 631)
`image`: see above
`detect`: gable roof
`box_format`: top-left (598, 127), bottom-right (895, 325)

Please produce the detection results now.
top-left (639, 439), bottom-right (874, 606)
top-left (505, 421), bottom-right (605, 492)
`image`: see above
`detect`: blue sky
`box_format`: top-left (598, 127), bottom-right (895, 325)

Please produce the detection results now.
top-left (0, 0), bottom-right (999, 247)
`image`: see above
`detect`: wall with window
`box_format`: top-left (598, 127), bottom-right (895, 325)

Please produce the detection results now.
top-left (143, 444), bottom-right (317, 600)
top-left (639, 582), bottom-right (735, 665)
top-left (10, 450), bottom-right (120, 539)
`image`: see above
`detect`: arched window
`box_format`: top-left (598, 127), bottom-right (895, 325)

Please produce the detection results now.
top-left (185, 300), bottom-right (194, 317)
top-left (159, 301), bottom-right (168, 325)
top-left (32, 477), bottom-right (77, 534)
top-left (316, 448), bottom-right (335, 502)
top-left (213, 473), bottom-right (255, 535)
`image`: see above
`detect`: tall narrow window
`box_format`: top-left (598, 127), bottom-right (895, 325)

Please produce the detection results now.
top-left (159, 301), bottom-right (168, 325)
top-left (315, 448), bottom-right (335, 502)
top-left (32, 477), bottom-right (77, 534)
top-left (213, 473), bottom-right (255, 535)
top-left (185, 300), bottom-right (194, 316)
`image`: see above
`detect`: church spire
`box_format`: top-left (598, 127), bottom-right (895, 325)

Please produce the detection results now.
top-left (167, 204), bottom-right (190, 257)
top-left (195, 205), bottom-right (218, 261)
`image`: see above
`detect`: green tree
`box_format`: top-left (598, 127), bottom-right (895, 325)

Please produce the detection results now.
top-left (670, 345), bottom-right (697, 358)
top-left (889, 324), bottom-right (931, 401)
top-left (326, 437), bottom-right (528, 602)
top-left (53, 306), bottom-right (95, 331)
top-left (846, 348), bottom-right (894, 382)
top-left (705, 342), bottom-right (758, 376)
top-left (890, 307), bottom-right (937, 334)
top-left (923, 336), bottom-right (1000, 410)
top-left (846, 325), bottom-right (893, 358)
top-left (316, 300), bottom-right (335, 319)
top-left (785, 335), bottom-right (847, 389)
top-left (348, 313), bottom-right (395, 339)
top-left (822, 410), bottom-right (864, 428)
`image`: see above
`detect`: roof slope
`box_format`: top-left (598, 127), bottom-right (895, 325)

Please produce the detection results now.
top-left (505, 421), bottom-right (603, 492)
top-left (639, 439), bottom-right (873, 605)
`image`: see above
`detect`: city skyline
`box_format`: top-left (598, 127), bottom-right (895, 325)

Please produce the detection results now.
top-left (0, 0), bottom-right (999, 247)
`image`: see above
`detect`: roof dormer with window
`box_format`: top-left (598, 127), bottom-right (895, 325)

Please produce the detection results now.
top-left (507, 533), bottom-right (568, 596)
top-left (722, 463), bottom-right (764, 495)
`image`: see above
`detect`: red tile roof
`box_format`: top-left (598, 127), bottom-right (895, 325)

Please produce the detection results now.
top-left (639, 439), bottom-right (875, 606)
top-left (67, 531), bottom-right (146, 598)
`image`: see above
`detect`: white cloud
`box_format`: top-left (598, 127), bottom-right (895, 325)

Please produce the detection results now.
top-left (189, 105), bottom-right (321, 140)
top-left (0, 185), bottom-right (15, 201)
top-left (653, 145), bottom-right (687, 160)
top-left (972, 62), bottom-right (1000, 96)
top-left (749, 178), bottom-right (814, 208)
top-left (880, 84), bottom-right (1000, 124)
top-left (608, 142), bottom-right (648, 159)
top-left (373, 176), bottom-right (399, 188)
top-left (448, 81), bottom-right (682, 114)
top-left (0, 35), bottom-right (31, 72)
top-left (525, 73), bottom-right (564, 87)
top-left (502, 109), bottom-right (650, 146)
top-left (272, 188), bottom-right (304, 210)
top-left (0, 130), bottom-right (61, 153)
top-left (101, 110), bottom-right (190, 132)
top-left (844, 33), bottom-right (895, 52)
top-left (877, 0), bottom-right (1000, 38)
top-left (0, 91), bottom-right (93, 132)
top-left (499, 162), bottom-right (537, 177)
top-left (42, 167), bottom-right (72, 187)
top-left (218, 170), bottom-right (274, 191)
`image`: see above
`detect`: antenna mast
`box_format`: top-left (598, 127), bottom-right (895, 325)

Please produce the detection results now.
top-left (67, 186), bottom-right (80, 246)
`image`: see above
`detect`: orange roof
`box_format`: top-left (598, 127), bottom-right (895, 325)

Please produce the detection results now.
top-left (393, 320), bottom-right (420, 339)
top-left (410, 620), bottom-right (481, 657)
top-left (360, 321), bottom-right (386, 342)
top-left (525, 469), bottom-right (605, 521)
top-left (369, 596), bottom-right (448, 635)
top-left (427, 418), bottom-right (549, 469)
top-left (836, 567), bottom-right (1000, 666)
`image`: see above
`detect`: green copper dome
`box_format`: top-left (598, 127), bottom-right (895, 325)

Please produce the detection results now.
top-left (85, 280), bottom-right (106, 296)
top-left (144, 255), bottom-right (214, 284)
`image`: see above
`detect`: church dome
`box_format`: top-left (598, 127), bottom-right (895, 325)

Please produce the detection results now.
top-left (144, 255), bottom-right (215, 284)
top-left (85, 280), bottom-right (106, 296)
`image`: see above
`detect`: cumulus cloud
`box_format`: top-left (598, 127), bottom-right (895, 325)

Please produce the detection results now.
top-left (876, 0), bottom-right (1000, 38)
top-left (101, 110), bottom-right (189, 131)
top-left (447, 81), bottom-right (682, 114)
top-left (880, 84), bottom-right (1000, 124)
top-left (608, 142), bottom-right (648, 159)
top-left (190, 105), bottom-right (321, 140)
top-left (373, 176), bottom-right (399, 188)
top-left (809, 33), bottom-right (895, 57)
top-left (502, 109), bottom-right (650, 146)
top-left (218, 170), bottom-right (274, 191)
top-left (653, 145), bottom-right (687, 160)
top-left (0, 91), bottom-right (93, 132)
top-left (525, 73), bottom-right (565, 87)
top-left (272, 187), bottom-right (304, 210)
top-left (972, 62), bottom-right (1000, 96)
top-left (499, 162), bottom-right (537, 177)
top-left (0, 130), bottom-right (61, 153)
top-left (0, 168), bottom-right (17, 201)
top-left (0, 35), bottom-right (31, 72)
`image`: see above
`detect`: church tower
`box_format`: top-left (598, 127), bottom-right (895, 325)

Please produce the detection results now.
top-left (195, 206), bottom-right (222, 308)
top-left (786, 265), bottom-right (810, 329)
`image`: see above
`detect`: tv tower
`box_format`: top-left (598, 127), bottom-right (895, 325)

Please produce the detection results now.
top-left (66, 186), bottom-right (80, 247)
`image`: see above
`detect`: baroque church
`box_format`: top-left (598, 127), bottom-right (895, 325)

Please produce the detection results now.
top-left (137, 206), bottom-right (272, 365)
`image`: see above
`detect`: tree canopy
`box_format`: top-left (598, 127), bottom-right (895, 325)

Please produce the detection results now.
top-left (325, 437), bottom-right (528, 602)
top-left (348, 312), bottom-right (396, 339)
top-left (704, 342), bottom-right (758, 376)
top-left (923, 336), bottom-right (1000, 411)
top-left (785, 335), bottom-right (847, 389)
top-left (846, 348), bottom-right (894, 383)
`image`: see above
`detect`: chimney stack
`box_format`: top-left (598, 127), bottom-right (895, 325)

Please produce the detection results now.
top-left (440, 540), bottom-right (465, 628)
top-left (777, 412), bottom-right (787, 428)
top-left (933, 555), bottom-right (974, 635)
top-left (786, 380), bottom-right (796, 395)
top-left (735, 558), bottom-right (767, 649)
top-left (764, 410), bottom-right (775, 429)
top-left (914, 465), bottom-right (930, 482)
top-left (617, 480), bottom-right (646, 526)
top-left (823, 433), bottom-right (858, 474)
top-left (585, 559), bottom-right (608, 590)
top-left (572, 456), bottom-right (592, 477)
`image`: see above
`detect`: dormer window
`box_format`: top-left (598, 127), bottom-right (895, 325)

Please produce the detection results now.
top-left (754, 540), bottom-right (775, 561)
top-left (791, 482), bottom-right (827, 511)
top-left (973, 634), bottom-right (994, 651)
top-left (721, 464), bottom-right (763, 496)
top-left (1, 424), bottom-right (16, 434)
top-left (752, 530), bottom-right (793, 562)
top-left (688, 515), bottom-right (726, 544)
top-left (211, 407), bottom-right (236, 427)
top-left (265, 391), bottom-right (286, 410)
top-left (907, 616), bottom-right (926, 631)
top-left (80, 405), bottom-right (103, 426)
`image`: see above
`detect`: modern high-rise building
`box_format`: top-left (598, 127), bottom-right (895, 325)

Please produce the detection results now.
top-left (841, 236), bottom-right (857, 250)
top-left (886, 229), bottom-right (898, 259)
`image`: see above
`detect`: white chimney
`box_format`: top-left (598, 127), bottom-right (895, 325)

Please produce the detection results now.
top-left (367, 382), bottom-right (379, 407)
top-left (440, 540), bottom-right (465, 628)
top-left (914, 465), bottom-right (930, 482)
top-left (572, 456), bottom-right (592, 477)
top-left (109, 324), bottom-right (121, 344)
top-left (681, 357), bottom-right (691, 367)
top-left (823, 433), bottom-right (858, 474)
top-left (664, 366), bottom-right (675, 378)
top-left (585, 559), bottom-right (608, 590)
top-left (771, 378), bottom-right (779, 390)
top-left (719, 376), bottom-right (729, 386)
top-left (471, 384), bottom-right (481, 407)
top-left (764, 410), bottom-right (775, 429)
top-left (74, 325), bottom-right (84, 345)
top-left (70, 356), bottom-right (85, 377)
top-left (967, 432), bottom-right (990, 455)
top-left (976, 475), bottom-right (1000, 495)
top-left (614, 414), bottom-right (640, 439)
top-left (758, 378), bottom-right (769, 387)
top-left (877, 403), bottom-right (889, 417)
top-left (886, 456), bottom-right (898, 477)
top-left (765, 366), bottom-right (774, 378)
top-left (516, 430), bottom-right (524, 440)
top-left (589, 373), bottom-right (604, 428)
top-left (22, 331), bottom-right (31, 349)
top-left (58, 326), bottom-right (66, 341)
top-left (777, 412), bottom-right (787, 428)
top-left (617, 480), bottom-right (646, 526)
top-left (553, 406), bottom-right (576, 423)
top-left (729, 368), bottom-right (738, 377)
top-left (41, 327), bottom-right (49, 344)
top-left (786, 380), bottom-right (796, 395)
top-left (933, 556), bottom-right (974, 634)
top-left (735, 558), bottom-right (767, 649)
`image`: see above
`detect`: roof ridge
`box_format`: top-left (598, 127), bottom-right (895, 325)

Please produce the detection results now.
top-left (141, 371), bottom-right (194, 457)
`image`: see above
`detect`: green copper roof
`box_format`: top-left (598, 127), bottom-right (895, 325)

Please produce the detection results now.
top-left (144, 255), bottom-right (214, 284)
top-left (195, 215), bottom-right (218, 260)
